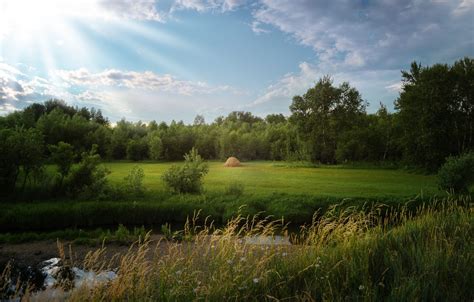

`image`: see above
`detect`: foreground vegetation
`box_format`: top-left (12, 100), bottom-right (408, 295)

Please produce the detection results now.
top-left (4, 200), bottom-right (472, 301)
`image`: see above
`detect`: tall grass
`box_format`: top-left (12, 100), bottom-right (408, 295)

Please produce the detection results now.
top-left (12, 199), bottom-right (473, 301)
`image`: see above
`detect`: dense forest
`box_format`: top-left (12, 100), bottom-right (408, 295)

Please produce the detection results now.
top-left (1, 58), bottom-right (472, 195)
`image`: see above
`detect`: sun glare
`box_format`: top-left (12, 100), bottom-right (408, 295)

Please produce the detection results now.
top-left (0, 0), bottom-right (191, 83)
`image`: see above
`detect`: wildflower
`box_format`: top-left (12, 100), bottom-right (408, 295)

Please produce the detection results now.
top-left (227, 259), bottom-right (233, 265)
top-left (193, 288), bottom-right (199, 293)
top-left (240, 257), bottom-right (246, 262)
top-left (253, 278), bottom-right (259, 284)
top-left (359, 285), bottom-right (365, 291)
top-left (315, 263), bottom-right (320, 268)
top-left (175, 270), bottom-right (182, 275)
top-left (282, 252), bottom-right (288, 257)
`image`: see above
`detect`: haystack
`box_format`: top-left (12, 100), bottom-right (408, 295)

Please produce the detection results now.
top-left (224, 156), bottom-right (241, 167)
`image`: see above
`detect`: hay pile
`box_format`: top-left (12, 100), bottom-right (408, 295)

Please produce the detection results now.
top-left (224, 157), bottom-right (241, 167)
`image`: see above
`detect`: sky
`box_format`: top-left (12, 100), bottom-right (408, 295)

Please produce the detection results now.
top-left (0, 0), bottom-right (473, 123)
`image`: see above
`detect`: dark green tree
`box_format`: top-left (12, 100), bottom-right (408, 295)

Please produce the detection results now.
top-left (395, 57), bottom-right (473, 171)
top-left (49, 141), bottom-right (75, 186)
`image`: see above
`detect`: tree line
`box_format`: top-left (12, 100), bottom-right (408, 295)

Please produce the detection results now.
top-left (0, 57), bottom-right (472, 194)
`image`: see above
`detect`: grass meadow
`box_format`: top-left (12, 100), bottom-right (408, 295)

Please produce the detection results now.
top-left (105, 161), bottom-right (440, 198)
top-left (0, 161), bottom-right (446, 233)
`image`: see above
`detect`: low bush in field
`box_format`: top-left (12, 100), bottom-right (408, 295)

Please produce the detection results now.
top-left (162, 148), bottom-right (209, 194)
top-left (438, 152), bottom-right (474, 193)
top-left (7, 202), bottom-right (472, 301)
top-left (65, 145), bottom-right (110, 199)
top-left (124, 165), bottom-right (145, 196)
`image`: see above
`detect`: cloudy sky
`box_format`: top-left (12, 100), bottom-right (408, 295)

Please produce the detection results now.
top-left (0, 0), bottom-right (472, 122)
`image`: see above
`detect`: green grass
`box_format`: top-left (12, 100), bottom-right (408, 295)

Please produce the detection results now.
top-left (105, 161), bottom-right (440, 198)
top-left (0, 161), bottom-right (449, 232)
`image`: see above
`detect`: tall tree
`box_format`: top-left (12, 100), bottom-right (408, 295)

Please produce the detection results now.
top-left (290, 76), bottom-right (365, 163)
top-left (395, 57), bottom-right (473, 171)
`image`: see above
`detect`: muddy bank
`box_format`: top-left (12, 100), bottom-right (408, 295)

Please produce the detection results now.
top-left (0, 235), bottom-right (169, 269)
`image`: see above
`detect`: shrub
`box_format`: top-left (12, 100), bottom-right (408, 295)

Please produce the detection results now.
top-left (65, 145), bottom-right (110, 198)
top-left (162, 148), bottom-right (209, 194)
top-left (225, 182), bottom-right (244, 196)
top-left (438, 152), bottom-right (474, 193)
top-left (124, 165), bottom-right (145, 196)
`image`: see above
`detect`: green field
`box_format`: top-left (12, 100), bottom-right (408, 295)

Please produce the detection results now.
top-left (105, 161), bottom-right (440, 198)
top-left (0, 161), bottom-right (447, 232)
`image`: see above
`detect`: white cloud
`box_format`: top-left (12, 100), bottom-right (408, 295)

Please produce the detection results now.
top-left (252, 0), bottom-right (473, 70)
top-left (54, 68), bottom-right (236, 96)
top-left (98, 0), bottom-right (164, 21)
top-left (0, 0), bottom-right (164, 26)
top-left (249, 61), bottom-right (402, 113)
top-left (452, 0), bottom-right (474, 15)
top-left (245, 0), bottom-right (473, 113)
top-left (0, 102), bottom-right (17, 113)
top-left (172, 0), bottom-right (246, 12)
top-left (250, 21), bottom-right (270, 34)
top-left (385, 82), bottom-right (403, 93)
top-left (0, 63), bottom-right (246, 122)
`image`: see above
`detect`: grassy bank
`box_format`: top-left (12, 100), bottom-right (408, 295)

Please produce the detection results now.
top-left (0, 224), bottom-right (147, 245)
top-left (12, 201), bottom-right (473, 301)
top-left (0, 193), bottom-right (459, 233)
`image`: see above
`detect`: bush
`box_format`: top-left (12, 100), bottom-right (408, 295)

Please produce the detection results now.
top-left (438, 152), bottom-right (474, 193)
top-left (65, 145), bottom-right (110, 198)
top-left (225, 182), bottom-right (244, 196)
top-left (162, 148), bottom-right (209, 194)
top-left (124, 165), bottom-right (145, 196)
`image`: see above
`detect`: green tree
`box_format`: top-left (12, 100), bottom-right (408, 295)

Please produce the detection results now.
top-left (126, 139), bottom-right (149, 161)
top-left (49, 141), bottom-right (75, 186)
top-left (0, 128), bottom-right (44, 192)
top-left (395, 57), bottom-right (474, 171)
top-left (290, 76), bottom-right (365, 163)
top-left (148, 133), bottom-right (163, 160)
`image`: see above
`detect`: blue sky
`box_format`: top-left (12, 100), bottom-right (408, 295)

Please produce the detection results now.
top-left (0, 0), bottom-right (473, 122)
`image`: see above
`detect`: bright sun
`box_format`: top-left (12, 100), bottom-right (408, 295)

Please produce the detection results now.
top-left (0, 0), bottom-right (115, 71)
top-left (0, 0), bottom-right (103, 39)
